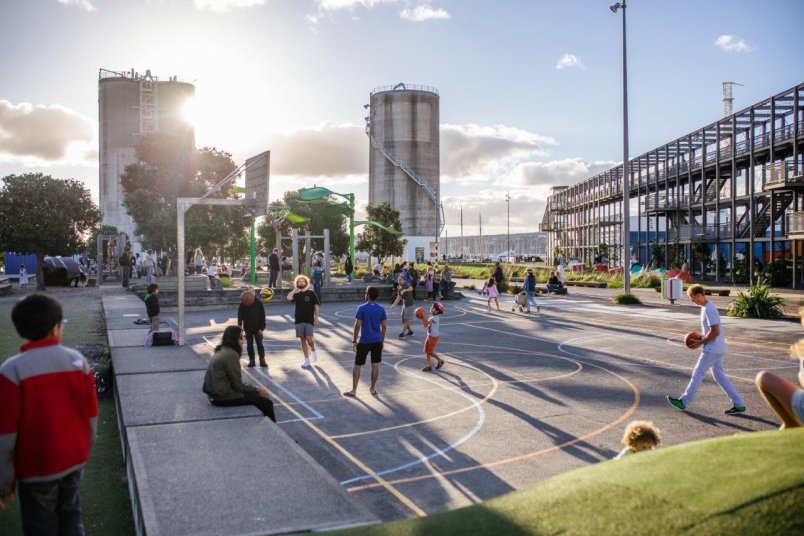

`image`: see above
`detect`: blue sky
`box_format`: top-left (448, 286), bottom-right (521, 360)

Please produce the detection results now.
top-left (1, 0), bottom-right (802, 236)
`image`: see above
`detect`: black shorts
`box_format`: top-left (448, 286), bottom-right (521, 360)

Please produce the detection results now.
top-left (355, 342), bottom-right (383, 366)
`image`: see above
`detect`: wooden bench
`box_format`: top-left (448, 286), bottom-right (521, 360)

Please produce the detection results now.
top-left (564, 280), bottom-right (607, 288)
top-left (536, 286), bottom-right (568, 295)
top-left (654, 286), bottom-right (730, 296)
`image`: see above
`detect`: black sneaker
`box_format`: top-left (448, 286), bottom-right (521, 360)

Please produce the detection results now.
top-left (247, 362), bottom-right (256, 368)
top-left (724, 405), bottom-right (746, 415)
top-left (398, 332), bottom-right (406, 339)
top-left (406, 330), bottom-right (414, 336)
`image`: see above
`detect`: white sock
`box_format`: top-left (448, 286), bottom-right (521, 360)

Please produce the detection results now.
top-left (311, 350), bottom-right (318, 363)
top-left (302, 357), bottom-right (310, 368)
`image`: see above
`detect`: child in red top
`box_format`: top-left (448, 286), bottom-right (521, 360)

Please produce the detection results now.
top-left (0, 294), bottom-right (98, 535)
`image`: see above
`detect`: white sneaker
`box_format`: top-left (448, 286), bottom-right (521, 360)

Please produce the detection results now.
top-left (311, 350), bottom-right (318, 364)
top-left (302, 357), bottom-right (310, 368)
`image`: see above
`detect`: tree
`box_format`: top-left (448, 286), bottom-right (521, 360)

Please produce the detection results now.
top-left (257, 191), bottom-right (350, 258)
top-left (0, 173), bottom-right (101, 290)
top-left (120, 133), bottom-right (248, 258)
top-left (355, 203), bottom-right (404, 264)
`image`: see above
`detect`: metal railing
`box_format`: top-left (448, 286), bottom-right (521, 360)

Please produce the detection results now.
top-left (788, 212), bottom-right (804, 236)
top-left (643, 194), bottom-right (690, 211)
top-left (678, 223), bottom-right (734, 240)
top-left (371, 83), bottom-right (439, 96)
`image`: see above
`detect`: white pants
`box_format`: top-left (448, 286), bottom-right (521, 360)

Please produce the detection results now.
top-left (681, 351), bottom-right (744, 407)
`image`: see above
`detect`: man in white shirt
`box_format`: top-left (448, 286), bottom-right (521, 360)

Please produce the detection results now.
top-left (667, 284), bottom-right (746, 415)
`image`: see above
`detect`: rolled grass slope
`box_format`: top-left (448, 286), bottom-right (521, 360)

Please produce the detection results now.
top-left (332, 428), bottom-right (804, 536)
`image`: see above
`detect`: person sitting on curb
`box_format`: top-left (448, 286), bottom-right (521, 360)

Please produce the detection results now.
top-left (202, 325), bottom-right (275, 421)
top-left (614, 420), bottom-right (662, 458)
top-left (755, 307), bottom-right (804, 430)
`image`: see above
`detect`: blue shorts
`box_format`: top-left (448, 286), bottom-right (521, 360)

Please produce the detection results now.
top-left (792, 388), bottom-right (804, 423)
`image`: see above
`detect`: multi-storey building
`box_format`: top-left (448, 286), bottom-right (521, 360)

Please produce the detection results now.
top-left (540, 83), bottom-right (804, 289)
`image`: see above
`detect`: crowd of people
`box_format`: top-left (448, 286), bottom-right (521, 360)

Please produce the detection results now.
top-left (2, 265), bottom-right (802, 533)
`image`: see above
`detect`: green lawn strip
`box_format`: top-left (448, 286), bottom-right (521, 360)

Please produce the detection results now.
top-left (333, 429), bottom-right (804, 535)
top-left (0, 293), bottom-right (133, 535)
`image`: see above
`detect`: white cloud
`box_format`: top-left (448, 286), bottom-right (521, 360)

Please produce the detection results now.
top-left (516, 158), bottom-right (616, 186)
top-left (308, 0), bottom-right (448, 24)
top-left (714, 34), bottom-right (754, 53)
top-left (440, 124), bottom-right (556, 182)
top-left (0, 100), bottom-right (97, 167)
top-left (555, 53), bottom-right (585, 70)
top-left (194, 0), bottom-right (267, 12)
top-left (57, 0), bottom-right (96, 12)
top-left (269, 122), bottom-right (367, 177)
top-left (401, 4), bottom-right (450, 21)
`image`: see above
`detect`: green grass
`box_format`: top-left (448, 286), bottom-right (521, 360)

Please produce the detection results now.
top-left (0, 291), bottom-right (133, 535)
top-left (612, 292), bottom-right (643, 305)
top-left (332, 429), bottom-right (804, 535)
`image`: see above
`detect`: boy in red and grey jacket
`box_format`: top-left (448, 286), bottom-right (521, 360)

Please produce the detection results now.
top-left (0, 294), bottom-right (98, 535)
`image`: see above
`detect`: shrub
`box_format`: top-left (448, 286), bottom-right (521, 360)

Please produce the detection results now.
top-left (509, 284), bottom-right (523, 295)
top-left (612, 292), bottom-right (642, 305)
top-left (727, 280), bottom-right (786, 319)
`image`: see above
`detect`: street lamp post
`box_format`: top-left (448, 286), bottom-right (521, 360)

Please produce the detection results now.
top-left (610, 1), bottom-right (630, 292)
top-left (506, 191), bottom-right (511, 262)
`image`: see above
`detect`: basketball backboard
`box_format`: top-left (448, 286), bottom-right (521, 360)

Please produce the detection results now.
top-left (245, 150), bottom-right (270, 216)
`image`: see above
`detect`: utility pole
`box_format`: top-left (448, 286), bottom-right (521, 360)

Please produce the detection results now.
top-left (506, 191), bottom-right (511, 262)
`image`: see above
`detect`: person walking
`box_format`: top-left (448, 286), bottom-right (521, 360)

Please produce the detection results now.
top-left (119, 247), bottom-right (132, 287)
top-left (343, 286), bottom-right (386, 397)
top-left (287, 275), bottom-right (320, 368)
top-left (193, 248), bottom-right (205, 275)
top-left (18, 264), bottom-right (28, 287)
top-left (481, 277), bottom-right (501, 311)
top-left (523, 268), bottom-right (539, 313)
top-left (202, 326), bottom-right (275, 421)
top-left (345, 255), bottom-right (353, 283)
top-left (0, 294), bottom-right (98, 534)
top-left (238, 290), bottom-right (267, 368)
top-left (390, 274), bottom-right (415, 339)
top-left (143, 249), bottom-right (156, 285)
top-left (493, 262), bottom-right (505, 292)
top-left (268, 248), bottom-right (280, 288)
top-left (667, 284), bottom-right (747, 415)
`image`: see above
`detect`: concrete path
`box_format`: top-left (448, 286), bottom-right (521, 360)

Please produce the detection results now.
top-left (102, 287), bottom-right (377, 535)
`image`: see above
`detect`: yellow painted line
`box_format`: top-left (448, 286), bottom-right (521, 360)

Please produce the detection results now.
top-left (347, 350), bottom-right (641, 493)
top-left (203, 339), bottom-right (427, 518)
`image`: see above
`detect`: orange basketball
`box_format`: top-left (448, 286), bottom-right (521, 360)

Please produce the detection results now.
top-left (414, 307), bottom-right (426, 319)
top-left (684, 331), bottom-right (703, 349)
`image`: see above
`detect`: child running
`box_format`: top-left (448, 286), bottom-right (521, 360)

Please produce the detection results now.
top-left (481, 277), bottom-right (501, 311)
top-left (421, 302), bottom-right (446, 371)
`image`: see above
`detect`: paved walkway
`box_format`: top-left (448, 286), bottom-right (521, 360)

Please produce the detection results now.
top-left (101, 286), bottom-right (377, 535)
top-left (455, 278), bottom-right (804, 319)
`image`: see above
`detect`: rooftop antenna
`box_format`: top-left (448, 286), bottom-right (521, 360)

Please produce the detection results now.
top-left (722, 81), bottom-right (744, 117)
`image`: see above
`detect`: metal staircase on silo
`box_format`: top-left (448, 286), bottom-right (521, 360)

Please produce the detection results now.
top-left (365, 118), bottom-right (445, 235)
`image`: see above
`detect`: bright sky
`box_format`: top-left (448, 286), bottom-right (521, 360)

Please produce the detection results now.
top-left (1, 0), bottom-right (801, 237)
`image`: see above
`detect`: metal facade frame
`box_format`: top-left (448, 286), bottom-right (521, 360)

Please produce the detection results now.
top-left (540, 83), bottom-right (804, 288)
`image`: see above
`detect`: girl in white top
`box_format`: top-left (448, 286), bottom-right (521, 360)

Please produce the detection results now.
top-left (755, 309), bottom-right (804, 429)
top-left (481, 277), bottom-right (501, 311)
top-left (421, 302), bottom-right (445, 372)
top-left (19, 265), bottom-right (28, 286)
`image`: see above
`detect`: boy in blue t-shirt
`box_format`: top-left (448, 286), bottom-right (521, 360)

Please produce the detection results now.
top-left (344, 286), bottom-right (387, 397)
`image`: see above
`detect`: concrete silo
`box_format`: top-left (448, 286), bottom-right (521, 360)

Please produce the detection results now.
top-left (367, 83), bottom-right (441, 262)
top-left (98, 68), bottom-right (195, 251)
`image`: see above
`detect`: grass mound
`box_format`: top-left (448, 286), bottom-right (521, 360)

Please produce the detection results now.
top-left (334, 429), bottom-right (804, 535)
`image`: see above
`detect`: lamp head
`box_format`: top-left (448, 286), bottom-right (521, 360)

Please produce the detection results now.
top-left (610, 2), bottom-right (624, 13)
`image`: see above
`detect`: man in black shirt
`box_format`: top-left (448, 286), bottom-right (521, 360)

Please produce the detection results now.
top-left (287, 275), bottom-right (320, 369)
top-left (268, 248), bottom-right (280, 288)
top-left (237, 290), bottom-right (267, 368)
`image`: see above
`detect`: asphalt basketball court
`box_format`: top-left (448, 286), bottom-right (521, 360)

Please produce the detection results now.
top-left (172, 291), bottom-right (800, 521)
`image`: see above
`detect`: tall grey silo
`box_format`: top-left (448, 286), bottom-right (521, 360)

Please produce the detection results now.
top-left (98, 68), bottom-right (195, 250)
top-left (367, 84), bottom-right (440, 261)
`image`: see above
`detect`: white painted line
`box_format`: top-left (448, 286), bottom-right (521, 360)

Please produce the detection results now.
top-left (340, 355), bottom-right (489, 486)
